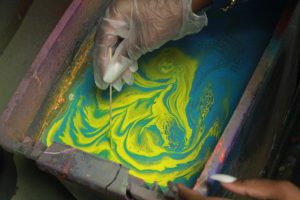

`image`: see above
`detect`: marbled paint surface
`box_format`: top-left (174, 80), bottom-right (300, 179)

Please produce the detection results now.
top-left (39, 0), bottom-right (282, 188)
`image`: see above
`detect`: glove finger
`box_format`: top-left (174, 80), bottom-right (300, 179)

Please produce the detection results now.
top-left (129, 61), bottom-right (138, 73)
top-left (105, 1), bottom-right (130, 38)
top-left (103, 26), bottom-right (146, 83)
top-left (122, 68), bottom-right (134, 86)
top-left (112, 78), bottom-right (124, 92)
top-left (93, 63), bottom-right (109, 90)
top-left (93, 6), bottom-right (130, 90)
top-left (103, 38), bottom-right (134, 84)
top-left (103, 18), bottom-right (129, 39)
top-left (93, 35), bottom-right (116, 90)
top-left (123, 61), bottom-right (138, 85)
top-left (93, 17), bottom-right (119, 90)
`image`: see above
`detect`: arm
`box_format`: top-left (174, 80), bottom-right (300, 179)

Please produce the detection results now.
top-left (193, 0), bottom-right (238, 12)
top-left (177, 179), bottom-right (300, 200)
top-left (192, 0), bottom-right (212, 12)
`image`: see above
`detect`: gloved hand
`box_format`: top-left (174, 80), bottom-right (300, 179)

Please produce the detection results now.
top-left (93, 0), bottom-right (208, 91)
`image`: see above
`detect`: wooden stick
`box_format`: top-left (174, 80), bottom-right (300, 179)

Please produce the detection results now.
top-left (109, 85), bottom-right (112, 126)
top-left (108, 47), bottom-right (113, 148)
top-left (109, 48), bottom-right (112, 127)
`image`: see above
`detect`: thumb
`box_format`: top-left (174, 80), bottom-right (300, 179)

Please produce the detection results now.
top-left (222, 179), bottom-right (300, 200)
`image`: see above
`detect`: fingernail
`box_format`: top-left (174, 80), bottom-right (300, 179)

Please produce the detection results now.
top-left (210, 174), bottom-right (237, 183)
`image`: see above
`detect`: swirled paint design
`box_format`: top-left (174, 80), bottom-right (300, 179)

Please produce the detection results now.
top-left (39, 0), bottom-right (281, 187)
top-left (40, 41), bottom-right (226, 187)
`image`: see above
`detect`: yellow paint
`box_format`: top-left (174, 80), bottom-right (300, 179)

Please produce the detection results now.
top-left (39, 34), bottom-right (219, 188)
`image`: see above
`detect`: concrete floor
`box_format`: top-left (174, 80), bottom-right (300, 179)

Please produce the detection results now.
top-left (0, 0), bottom-right (33, 55)
top-left (0, 0), bottom-right (75, 199)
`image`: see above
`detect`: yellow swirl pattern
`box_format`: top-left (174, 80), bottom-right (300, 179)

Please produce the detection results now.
top-left (40, 36), bottom-right (223, 188)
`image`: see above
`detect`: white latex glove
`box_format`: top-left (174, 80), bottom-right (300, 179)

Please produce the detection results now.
top-left (93, 0), bottom-right (208, 91)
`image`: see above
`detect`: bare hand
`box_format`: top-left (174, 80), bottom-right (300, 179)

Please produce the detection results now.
top-left (177, 180), bottom-right (300, 200)
top-left (222, 179), bottom-right (300, 200)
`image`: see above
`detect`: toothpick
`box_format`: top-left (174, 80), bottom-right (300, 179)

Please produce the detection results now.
top-left (108, 47), bottom-right (113, 148)
top-left (109, 84), bottom-right (112, 126)
top-left (109, 48), bottom-right (113, 125)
